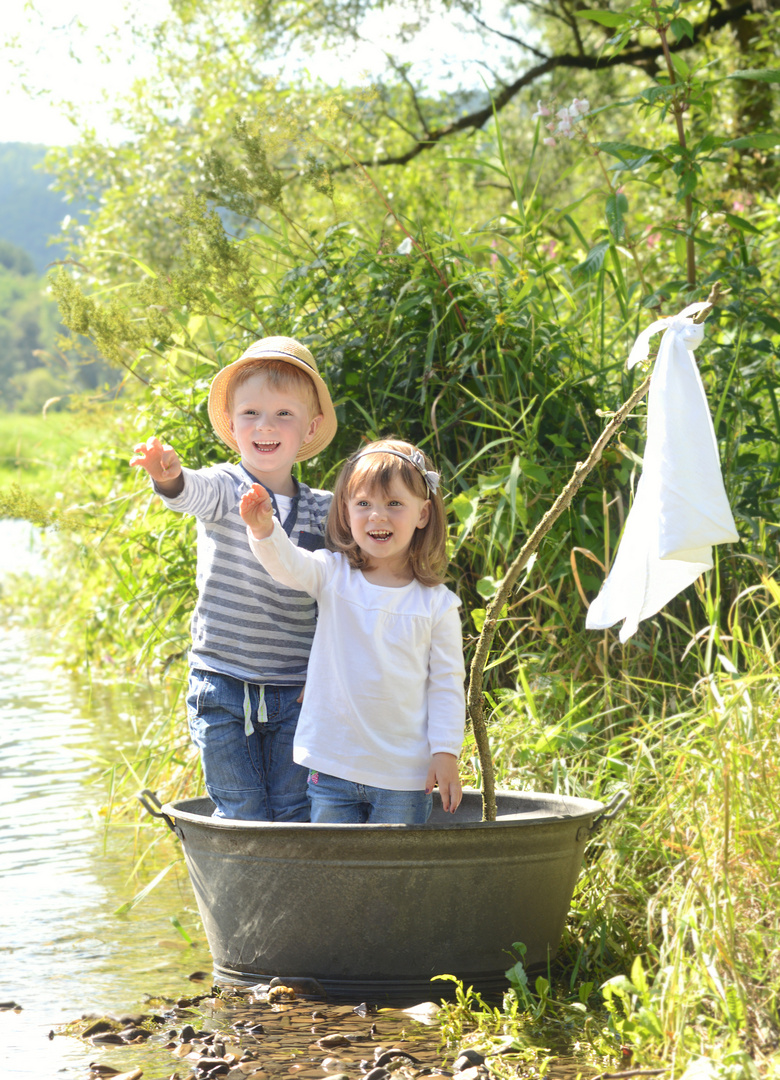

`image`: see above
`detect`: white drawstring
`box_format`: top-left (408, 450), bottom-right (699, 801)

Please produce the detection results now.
top-left (243, 682), bottom-right (269, 735)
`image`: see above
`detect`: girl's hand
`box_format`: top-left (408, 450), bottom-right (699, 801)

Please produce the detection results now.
top-left (425, 753), bottom-right (462, 814)
top-left (240, 483), bottom-right (275, 539)
top-left (130, 436), bottom-right (183, 495)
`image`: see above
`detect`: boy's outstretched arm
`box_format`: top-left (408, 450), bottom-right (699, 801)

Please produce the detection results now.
top-left (240, 483), bottom-right (276, 540)
top-left (425, 753), bottom-right (463, 814)
top-left (130, 436), bottom-right (184, 497)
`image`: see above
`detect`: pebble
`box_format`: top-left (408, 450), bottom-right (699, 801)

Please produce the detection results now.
top-left (453, 1050), bottom-right (486, 1071)
top-left (402, 1002), bottom-right (440, 1025)
top-left (117, 1013), bottom-right (149, 1026)
top-left (197, 1062), bottom-right (227, 1080)
top-left (227, 1062), bottom-right (266, 1077)
top-left (374, 1049), bottom-right (422, 1067)
top-left (82, 1019), bottom-right (115, 1038)
top-left (321, 1056), bottom-right (351, 1072)
top-left (0, 1001), bottom-right (22, 1011)
top-left (452, 1068), bottom-right (485, 1080)
top-left (121, 1027), bottom-right (151, 1041)
top-left (91, 1033), bottom-right (126, 1046)
top-left (364, 1068), bottom-right (392, 1080)
top-left (317, 1033), bottom-right (352, 1049)
top-left (269, 976), bottom-right (326, 997)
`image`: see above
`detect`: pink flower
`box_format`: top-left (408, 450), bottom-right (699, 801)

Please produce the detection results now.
top-left (556, 106), bottom-right (573, 124)
top-left (544, 239), bottom-right (558, 260)
top-left (543, 137), bottom-right (557, 148)
top-left (532, 100), bottom-right (551, 120)
top-left (731, 199), bottom-right (746, 213)
top-left (644, 227), bottom-right (661, 248)
top-left (571, 98), bottom-right (590, 116)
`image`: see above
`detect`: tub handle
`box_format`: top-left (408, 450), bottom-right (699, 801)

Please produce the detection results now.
top-left (586, 789), bottom-right (630, 838)
top-left (137, 788), bottom-right (182, 839)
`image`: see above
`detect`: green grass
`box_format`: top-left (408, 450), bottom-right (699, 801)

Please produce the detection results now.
top-left (0, 410), bottom-right (105, 496)
top-left (438, 588), bottom-right (780, 1079)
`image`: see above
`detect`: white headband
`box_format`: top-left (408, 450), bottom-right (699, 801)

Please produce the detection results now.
top-left (352, 447), bottom-right (441, 495)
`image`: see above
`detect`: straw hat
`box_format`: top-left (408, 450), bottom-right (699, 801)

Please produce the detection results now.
top-left (207, 336), bottom-right (337, 461)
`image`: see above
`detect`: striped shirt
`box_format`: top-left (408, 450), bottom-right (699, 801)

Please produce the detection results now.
top-left (156, 463), bottom-right (332, 684)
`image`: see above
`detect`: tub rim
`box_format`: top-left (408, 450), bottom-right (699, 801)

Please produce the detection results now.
top-left (140, 787), bottom-right (626, 837)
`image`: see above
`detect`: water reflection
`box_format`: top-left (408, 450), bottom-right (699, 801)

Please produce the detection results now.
top-left (0, 521), bottom-right (214, 1076)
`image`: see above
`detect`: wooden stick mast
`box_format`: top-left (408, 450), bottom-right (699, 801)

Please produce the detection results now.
top-left (468, 284), bottom-right (723, 821)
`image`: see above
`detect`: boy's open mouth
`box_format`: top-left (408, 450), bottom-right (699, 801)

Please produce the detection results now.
top-left (253, 440), bottom-right (281, 453)
top-left (368, 530), bottom-right (392, 541)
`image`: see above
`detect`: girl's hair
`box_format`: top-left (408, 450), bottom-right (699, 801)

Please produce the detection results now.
top-left (226, 358), bottom-right (321, 418)
top-left (326, 438), bottom-right (448, 587)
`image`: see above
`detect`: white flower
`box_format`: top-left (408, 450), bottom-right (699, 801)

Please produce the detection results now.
top-left (572, 98), bottom-right (590, 115)
top-left (532, 99), bottom-right (551, 120)
top-left (543, 137), bottom-right (557, 148)
top-left (556, 106), bottom-right (573, 123)
top-left (396, 237), bottom-right (413, 255)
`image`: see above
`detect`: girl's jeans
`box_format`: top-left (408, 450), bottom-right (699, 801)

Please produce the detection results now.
top-left (307, 770), bottom-right (432, 825)
top-left (187, 669), bottom-right (308, 821)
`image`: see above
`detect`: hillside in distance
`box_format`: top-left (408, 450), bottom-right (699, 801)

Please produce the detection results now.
top-left (0, 142), bottom-right (78, 272)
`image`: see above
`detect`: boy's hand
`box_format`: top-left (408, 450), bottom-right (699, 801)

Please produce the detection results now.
top-left (240, 483), bottom-right (275, 539)
top-left (425, 753), bottom-right (462, 814)
top-left (130, 436), bottom-right (184, 496)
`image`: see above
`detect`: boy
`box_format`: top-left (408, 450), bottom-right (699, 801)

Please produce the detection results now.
top-left (130, 336), bottom-right (337, 821)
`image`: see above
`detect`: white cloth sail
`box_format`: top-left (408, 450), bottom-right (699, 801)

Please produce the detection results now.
top-left (585, 301), bottom-right (739, 643)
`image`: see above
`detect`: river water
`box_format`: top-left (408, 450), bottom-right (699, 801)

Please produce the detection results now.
top-left (0, 521), bottom-right (213, 1076)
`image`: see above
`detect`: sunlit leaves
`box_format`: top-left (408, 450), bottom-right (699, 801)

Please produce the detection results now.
top-left (605, 193), bottom-right (629, 242)
top-left (571, 239), bottom-right (610, 281)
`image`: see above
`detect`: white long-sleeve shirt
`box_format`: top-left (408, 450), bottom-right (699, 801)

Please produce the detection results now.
top-left (247, 520), bottom-right (466, 790)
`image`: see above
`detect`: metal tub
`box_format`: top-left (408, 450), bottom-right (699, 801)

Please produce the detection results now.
top-left (141, 788), bottom-right (626, 1004)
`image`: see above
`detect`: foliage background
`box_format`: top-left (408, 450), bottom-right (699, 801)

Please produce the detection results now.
top-left (4, 0), bottom-right (780, 1075)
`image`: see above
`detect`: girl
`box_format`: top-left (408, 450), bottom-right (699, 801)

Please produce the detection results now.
top-left (239, 438), bottom-right (466, 824)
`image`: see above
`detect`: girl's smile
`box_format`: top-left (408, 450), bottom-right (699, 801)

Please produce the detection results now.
top-left (348, 478), bottom-right (430, 583)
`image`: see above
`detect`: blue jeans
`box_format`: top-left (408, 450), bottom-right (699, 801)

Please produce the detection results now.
top-left (307, 770), bottom-right (432, 824)
top-left (187, 669), bottom-right (308, 821)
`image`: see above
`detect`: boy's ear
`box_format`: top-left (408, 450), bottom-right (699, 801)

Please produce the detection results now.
top-left (303, 413), bottom-right (323, 444)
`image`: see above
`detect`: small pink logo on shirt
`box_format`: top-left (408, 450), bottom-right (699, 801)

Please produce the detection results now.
top-left (309, 771), bottom-right (319, 784)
